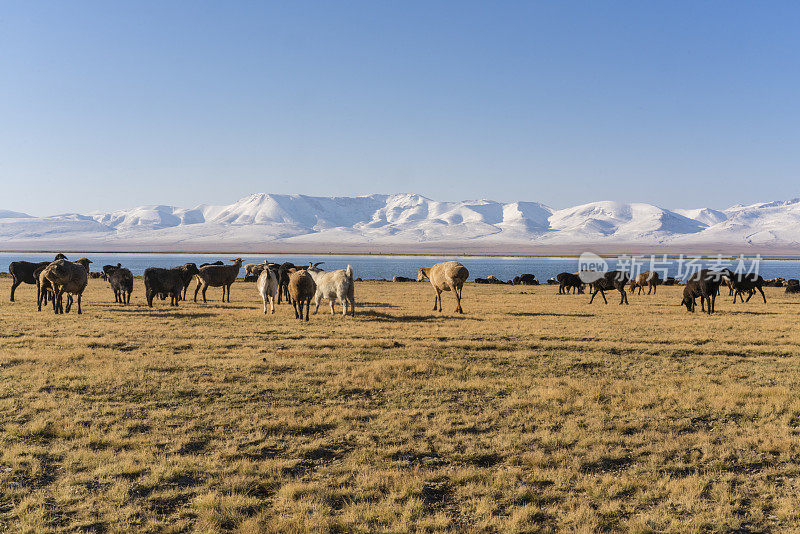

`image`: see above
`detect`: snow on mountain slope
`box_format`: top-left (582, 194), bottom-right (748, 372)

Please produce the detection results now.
top-left (674, 208), bottom-right (728, 226)
top-left (2, 194), bottom-right (799, 251)
top-left (0, 210), bottom-right (32, 219)
top-left (547, 201), bottom-right (705, 241)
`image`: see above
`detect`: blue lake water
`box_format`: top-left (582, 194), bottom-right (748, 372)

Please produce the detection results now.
top-left (2, 252), bottom-right (799, 282)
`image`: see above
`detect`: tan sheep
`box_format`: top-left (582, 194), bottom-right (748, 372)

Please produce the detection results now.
top-left (288, 269), bottom-right (316, 321)
top-left (417, 261), bottom-right (469, 313)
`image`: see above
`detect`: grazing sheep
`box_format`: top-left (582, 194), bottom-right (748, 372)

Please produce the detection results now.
top-left (546, 277), bottom-right (558, 285)
top-left (39, 258), bottom-right (91, 314)
top-left (720, 269), bottom-right (767, 304)
top-left (89, 272), bottom-right (104, 279)
top-left (681, 269), bottom-right (723, 314)
top-left (107, 267), bottom-right (134, 304)
top-left (144, 267), bottom-right (183, 307)
top-left (786, 284), bottom-right (800, 294)
top-left (392, 276), bottom-right (414, 282)
top-left (764, 277), bottom-right (786, 287)
top-left (8, 253), bottom-right (66, 301)
top-left (663, 277), bottom-right (678, 286)
top-left (556, 272), bottom-right (584, 294)
top-left (680, 283), bottom-right (702, 312)
top-left (628, 271), bottom-right (662, 295)
top-left (200, 261), bottom-right (224, 268)
top-left (475, 276), bottom-right (506, 285)
top-left (194, 258), bottom-right (243, 303)
top-left (588, 271), bottom-right (630, 305)
top-left (788, 279), bottom-right (799, 287)
top-left (306, 264), bottom-right (356, 316)
top-left (417, 261), bottom-right (469, 313)
top-left (256, 264), bottom-right (279, 314)
top-left (513, 274), bottom-right (539, 285)
top-left (288, 269), bottom-right (316, 321)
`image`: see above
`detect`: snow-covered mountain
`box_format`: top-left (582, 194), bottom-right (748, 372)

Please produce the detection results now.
top-left (1, 193), bottom-right (799, 253)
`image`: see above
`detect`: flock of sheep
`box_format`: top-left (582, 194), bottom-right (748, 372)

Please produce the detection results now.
top-left (7, 255), bottom-right (797, 318)
top-left (6, 256), bottom-right (469, 320)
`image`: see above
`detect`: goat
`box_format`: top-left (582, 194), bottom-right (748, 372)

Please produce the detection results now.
top-left (194, 258), bottom-right (243, 303)
top-left (628, 271), bottom-right (661, 295)
top-left (288, 269), bottom-right (316, 321)
top-left (417, 261), bottom-right (469, 313)
top-left (588, 271), bottom-right (630, 305)
top-left (144, 267), bottom-right (183, 307)
top-left (256, 264), bottom-right (279, 314)
top-left (108, 266), bottom-right (134, 304)
top-left (720, 269), bottom-right (766, 304)
top-left (39, 258), bottom-right (91, 314)
top-left (306, 264), bottom-right (355, 316)
top-left (8, 253), bottom-right (67, 301)
top-left (681, 269), bottom-right (723, 314)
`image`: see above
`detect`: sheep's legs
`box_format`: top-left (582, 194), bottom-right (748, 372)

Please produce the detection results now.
top-left (757, 286), bottom-right (766, 303)
top-left (76, 293), bottom-right (82, 314)
top-left (305, 298), bottom-right (311, 321)
top-left (433, 289), bottom-right (442, 312)
top-left (201, 284), bottom-right (208, 303)
top-left (193, 282), bottom-right (202, 302)
top-left (10, 278), bottom-right (21, 302)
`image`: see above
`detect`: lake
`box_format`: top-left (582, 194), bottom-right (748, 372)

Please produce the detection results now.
top-left (2, 252), bottom-right (799, 282)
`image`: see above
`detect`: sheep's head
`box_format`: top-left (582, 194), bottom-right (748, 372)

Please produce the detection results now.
top-left (54, 253), bottom-right (67, 261)
top-left (231, 258), bottom-right (244, 265)
top-left (75, 258), bottom-right (92, 273)
top-left (417, 268), bottom-right (428, 282)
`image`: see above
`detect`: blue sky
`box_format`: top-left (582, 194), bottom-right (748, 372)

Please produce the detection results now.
top-left (1, 1), bottom-right (799, 215)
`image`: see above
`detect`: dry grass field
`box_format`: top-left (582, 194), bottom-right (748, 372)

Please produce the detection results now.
top-left (2, 276), bottom-right (800, 532)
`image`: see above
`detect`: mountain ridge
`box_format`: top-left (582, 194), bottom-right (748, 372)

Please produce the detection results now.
top-left (1, 193), bottom-right (799, 253)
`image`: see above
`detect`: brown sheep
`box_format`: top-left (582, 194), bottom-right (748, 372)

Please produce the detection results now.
top-left (194, 258), bottom-right (243, 303)
top-left (39, 258), bottom-right (91, 314)
top-left (417, 261), bottom-right (469, 313)
top-left (288, 269), bottom-right (316, 321)
top-left (628, 271), bottom-right (662, 295)
top-left (588, 271), bottom-right (630, 305)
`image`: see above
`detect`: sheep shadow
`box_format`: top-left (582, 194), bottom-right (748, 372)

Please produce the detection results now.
top-left (357, 302), bottom-right (398, 308)
top-left (723, 310), bottom-right (779, 316)
top-left (144, 310), bottom-right (217, 319)
top-left (509, 312), bottom-right (595, 318)
top-left (358, 310), bottom-right (470, 323)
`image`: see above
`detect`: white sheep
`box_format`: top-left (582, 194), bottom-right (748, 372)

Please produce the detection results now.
top-left (256, 264), bottom-right (278, 314)
top-left (305, 264), bottom-right (355, 317)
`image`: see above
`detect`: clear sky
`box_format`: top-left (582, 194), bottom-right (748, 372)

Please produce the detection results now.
top-left (2, 1), bottom-right (799, 215)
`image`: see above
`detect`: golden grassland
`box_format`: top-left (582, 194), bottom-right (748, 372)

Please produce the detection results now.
top-left (1, 277), bottom-right (800, 533)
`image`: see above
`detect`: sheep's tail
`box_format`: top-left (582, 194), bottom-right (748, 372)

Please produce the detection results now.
top-left (346, 264), bottom-right (353, 279)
